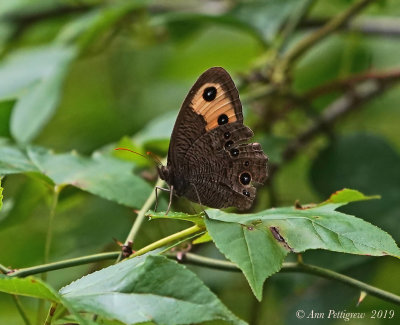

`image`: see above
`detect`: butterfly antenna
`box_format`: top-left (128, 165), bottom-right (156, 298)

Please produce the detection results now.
top-left (114, 147), bottom-right (162, 167)
top-left (146, 151), bottom-right (162, 166)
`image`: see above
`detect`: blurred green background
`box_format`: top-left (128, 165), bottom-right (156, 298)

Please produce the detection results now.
top-left (1, 0), bottom-right (400, 324)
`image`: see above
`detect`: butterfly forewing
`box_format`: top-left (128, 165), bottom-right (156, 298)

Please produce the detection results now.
top-left (160, 67), bottom-right (268, 210)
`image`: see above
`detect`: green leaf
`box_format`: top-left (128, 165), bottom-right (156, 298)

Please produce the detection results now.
top-left (27, 146), bottom-right (152, 208)
top-left (147, 210), bottom-right (205, 227)
top-left (320, 188), bottom-right (380, 206)
top-left (0, 275), bottom-right (89, 324)
top-left (193, 232), bottom-right (212, 245)
top-left (205, 189), bottom-right (400, 300)
top-left (0, 144), bottom-right (152, 207)
top-left (0, 145), bottom-right (39, 175)
top-left (10, 45), bottom-right (77, 144)
top-left (0, 275), bottom-right (59, 301)
top-left (60, 254), bottom-right (245, 325)
top-left (0, 45), bottom-right (74, 100)
top-left (310, 133), bottom-right (400, 242)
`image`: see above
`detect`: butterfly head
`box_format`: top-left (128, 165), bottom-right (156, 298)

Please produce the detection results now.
top-left (157, 165), bottom-right (171, 184)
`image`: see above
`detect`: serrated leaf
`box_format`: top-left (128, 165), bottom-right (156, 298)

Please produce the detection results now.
top-left (147, 210), bottom-right (205, 226)
top-left (26, 146), bottom-right (152, 208)
top-left (61, 254), bottom-right (245, 325)
top-left (205, 189), bottom-right (400, 300)
top-left (320, 188), bottom-right (380, 206)
top-left (310, 133), bottom-right (400, 244)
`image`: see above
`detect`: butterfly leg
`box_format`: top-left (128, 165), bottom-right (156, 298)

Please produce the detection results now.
top-left (154, 186), bottom-right (171, 212)
top-left (166, 185), bottom-right (174, 215)
top-left (191, 183), bottom-right (205, 213)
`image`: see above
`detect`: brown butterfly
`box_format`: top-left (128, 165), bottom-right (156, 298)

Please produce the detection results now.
top-left (157, 67), bottom-right (268, 213)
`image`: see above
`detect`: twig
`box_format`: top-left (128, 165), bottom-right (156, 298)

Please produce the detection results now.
top-left (12, 295), bottom-right (31, 325)
top-left (43, 187), bottom-right (60, 268)
top-left (44, 302), bottom-right (57, 325)
top-left (301, 17), bottom-right (400, 38)
top-left (177, 253), bottom-right (400, 305)
top-left (277, 0), bottom-right (316, 54)
top-left (269, 73), bottom-right (400, 177)
top-left (116, 174), bottom-right (166, 263)
top-left (7, 225), bottom-right (204, 277)
top-left (277, 0), bottom-right (376, 78)
top-left (127, 225), bottom-right (204, 259)
top-left (7, 252), bottom-right (119, 278)
top-left (38, 186), bottom-right (60, 325)
top-left (0, 263), bottom-right (11, 274)
top-left (305, 68), bottom-right (400, 99)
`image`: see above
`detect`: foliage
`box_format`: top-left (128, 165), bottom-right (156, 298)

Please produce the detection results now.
top-left (1, 0), bottom-right (400, 324)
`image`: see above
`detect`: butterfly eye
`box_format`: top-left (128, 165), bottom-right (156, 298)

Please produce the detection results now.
top-left (203, 86), bottom-right (217, 101)
top-left (243, 190), bottom-right (250, 197)
top-left (218, 114), bottom-right (229, 125)
top-left (240, 172), bottom-right (251, 185)
top-left (230, 148), bottom-right (239, 157)
top-left (224, 131), bottom-right (230, 139)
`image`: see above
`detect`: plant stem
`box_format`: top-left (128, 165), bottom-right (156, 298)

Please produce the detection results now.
top-left (116, 169), bottom-right (166, 263)
top-left (7, 226), bottom-right (204, 277)
top-left (38, 186), bottom-right (60, 325)
top-left (128, 225), bottom-right (204, 259)
top-left (8, 252), bottom-right (119, 278)
top-left (6, 244), bottom-right (399, 305)
top-left (277, 0), bottom-right (376, 78)
top-left (0, 263), bottom-right (11, 274)
top-left (178, 253), bottom-right (400, 305)
top-left (12, 295), bottom-right (31, 325)
top-left (283, 262), bottom-right (400, 305)
top-left (43, 187), bottom-right (60, 268)
top-left (44, 302), bottom-right (57, 325)
top-left (277, 0), bottom-right (316, 54)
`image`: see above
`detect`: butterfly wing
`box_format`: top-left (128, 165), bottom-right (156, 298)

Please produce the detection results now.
top-left (167, 67), bottom-right (243, 169)
top-left (164, 67), bottom-right (268, 210)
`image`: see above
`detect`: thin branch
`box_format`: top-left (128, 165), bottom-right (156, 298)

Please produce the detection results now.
top-left (178, 253), bottom-right (400, 305)
top-left (43, 187), bottom-right (60, 268)
top-left (278, 0), bottom-right (376, 76)
top-left (12, 295), bottom-right (31, 325)
top-left (127, 225), bottom-right (204, 259)
top-left (277, 0), bottom-right (316, 54)
top-left (38, 186), bottom-right (60, 324)
top-left (116, 170), bottom-right (166, 263)
top-left (301, 17), bottom-right (400, 38)
top-left (44, 302), bottom-right (57, 325)
top-left (269, 72), bottom-right (400, 177)
top-left (7, 252), bottom-right (119, 278)
top-left (7, 225), bottom-right (204, 277)
top-left (305, 68), bottom-right (400, 99)
top-left (0, 264), bottom-right (11, 274)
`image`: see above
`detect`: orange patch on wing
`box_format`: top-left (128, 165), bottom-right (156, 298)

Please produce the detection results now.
top-left (191, 82), bottom-right (237, 131)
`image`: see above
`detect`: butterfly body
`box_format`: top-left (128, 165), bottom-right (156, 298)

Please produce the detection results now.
top-left (158, 67), bottom-right (268, 210)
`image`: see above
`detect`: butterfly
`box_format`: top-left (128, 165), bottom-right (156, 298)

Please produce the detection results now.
top-left (157, 67), bottom-right (268, 213)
